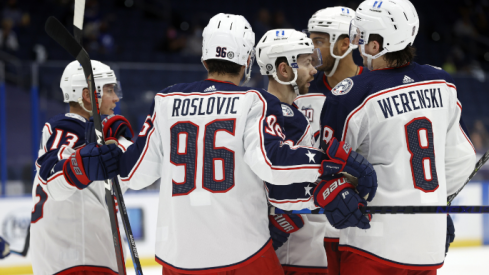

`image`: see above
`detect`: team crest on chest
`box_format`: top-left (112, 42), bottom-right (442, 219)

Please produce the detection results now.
top-left (331, 78), bottom-right (354, 96)
top-left (282, 105), bottom-right (294, 117)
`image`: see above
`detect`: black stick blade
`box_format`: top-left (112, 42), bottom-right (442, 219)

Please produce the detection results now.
top-left (45, 16), bottom-right (83, 59)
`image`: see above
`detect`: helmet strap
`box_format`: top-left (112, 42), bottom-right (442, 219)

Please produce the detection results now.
top-left (272, 68), bottom-right (300, 96)
top-left (77, 97), bottom-right (93, 116)
top-left (325, 57), bottom-right (340, 77)
top-left (326, 40), bottom-right (356, 77)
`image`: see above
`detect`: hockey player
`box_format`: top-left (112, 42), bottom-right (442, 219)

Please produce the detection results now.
top-left (30, 60), bottom-right (131, 275)
top-left (293, 8), bottom-right (369, 274)
top-left (320, 0), bottom-right (476, 274)
top-left (256, 29), bottom-right (328, 275)
top-left (295, 6), bottom-right (367, 146)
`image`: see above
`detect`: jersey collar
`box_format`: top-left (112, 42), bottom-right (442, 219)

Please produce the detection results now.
top-left (205, 78), bottom-right (237, 86)
top-left (371, 62), bottom-right (411, 72)
top-left (322, 66), bottom-right (365, 91)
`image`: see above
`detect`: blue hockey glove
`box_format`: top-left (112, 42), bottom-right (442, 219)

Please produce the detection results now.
top-left (269, 214), bottom-right (304, 250)
top-left (86, 115), bottom-right (134, 144)
top-left (313, 176), bottom-right (371, 229)
top-left (446, 214), bottom-right (455, 255)
top-left (63, 143), bottom-right (122, 189)
top-left (0, 236), bottom-right (10, 259)
top-left (319, 138), bottom-right (378, 201)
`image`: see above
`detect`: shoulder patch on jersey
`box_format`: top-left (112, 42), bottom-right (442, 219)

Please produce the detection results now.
top-left (331, 78), bottom-right (354, 96)
top-left (65, 113), bottom-right (86, 122)
top-left (282, 104), bottom-right (294, 117)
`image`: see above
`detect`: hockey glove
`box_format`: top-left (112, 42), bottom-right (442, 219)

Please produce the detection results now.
top-left (0, 236), bottom-right (10, 259)
top-left (313, 176), bottom-right (371, 229)
top-left (63, 143), bottom-right (122, 189)
top-left (319, 138), bottom-right (378, 201)
top-left (86, 115), bottom-right (134, 144)
top-left (446, 214), bottom-right (455, 255)
top-left (269, 214), bottom-right (304, 250)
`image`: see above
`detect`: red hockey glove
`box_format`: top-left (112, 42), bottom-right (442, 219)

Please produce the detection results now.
top-left (319, 138), bottom-right (378, 201)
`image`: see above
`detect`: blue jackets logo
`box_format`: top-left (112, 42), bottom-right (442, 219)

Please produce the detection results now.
top-left (282, 104), bottom-right (294, 117)
top-left (331, 78), bottom-right (354, 96)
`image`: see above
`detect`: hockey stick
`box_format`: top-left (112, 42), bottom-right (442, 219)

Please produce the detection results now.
top-left (45, 16), bottom-right (130, 275)
top-left (72, 2), bottom-right (143, 274)
top-left (269, 205), bottom-right (489, 215)
top-left (73, 0), bottom-right (85, 43)
top-left (9, 225), bottom-right (30, 256)
top-left (447, 149), bottom-right (489, 204)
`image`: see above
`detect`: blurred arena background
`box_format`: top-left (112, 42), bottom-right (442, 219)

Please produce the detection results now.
top-left (0, 0), bottom-right (489, 273)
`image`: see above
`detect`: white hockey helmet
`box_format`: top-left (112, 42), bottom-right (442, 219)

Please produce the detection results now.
top-left (202, 13), bottom-right (255, 85)
top-left (256, 29), bottom-right (322, 95)
top-left (349, 0), bottom-right (419, 69)
top-left (307, 6), bottom-right (357, 77)
top-left (60, 60), bottom-right (121, 114)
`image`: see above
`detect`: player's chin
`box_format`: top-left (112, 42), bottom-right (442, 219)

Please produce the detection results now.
top-left (298, 86), bottom-right (309, 95)
top-left (103, 109), bottom-right (115, 115)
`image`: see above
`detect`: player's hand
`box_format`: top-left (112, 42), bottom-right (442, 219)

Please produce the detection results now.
top-left (319, 138), bottom-right (378, 201)
top-left (63, 143), bottom-right (122, 189)
top-left (446, 214), bottom-right (455, 255)
top-left (86, 115), bottom-right (134, 144)
top-left (0, 237), bottom-right (10, 259)
top-left (314, 176), bottom-right (371, 229)
top-left (268, 214), bottom-right (304, 250)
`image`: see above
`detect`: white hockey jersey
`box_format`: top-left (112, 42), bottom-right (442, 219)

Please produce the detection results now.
top-left (118, 80), bottom-right (325, 273)
top-left (30, 113), bottom-right (128, 275)
top-left (320, 63), bottom-right (476, 269)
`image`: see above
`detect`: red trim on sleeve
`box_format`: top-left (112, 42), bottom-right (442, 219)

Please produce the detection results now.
top-left (45, 123), bottom-right (53, 135)
top-left (339, 245), bottom-right (444, 270)
top-left (156, 240), bottom-right (273, 274)
top-left (268, 196), bottom-right (313, 204)
top-left (456, 102), bottom-right (476, 153)
top-left (296, 124), bottom-right (311, 145)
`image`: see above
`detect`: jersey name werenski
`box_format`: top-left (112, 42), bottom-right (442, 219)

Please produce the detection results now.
top-left (172, 96), bottom-right (240, 117)
top-left (377, 88), bottom-right (444, 119)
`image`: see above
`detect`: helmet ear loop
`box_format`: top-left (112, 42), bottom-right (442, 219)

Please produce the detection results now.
top-left (241, 51), bottom-right (255, 86)
top-left (77, 97), bottom-right (93, 116)
top-left (272, 67), bottom-right (299, 96)
top-left (325, 38), bottom-right (354, 77)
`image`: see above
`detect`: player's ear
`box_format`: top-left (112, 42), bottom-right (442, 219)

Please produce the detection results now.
top-left (82, 88), bottom-right (91, 104)
top-left (339, 37), bottom-right (350, 55)
top-left (277, 62), bottom-right (289, 79)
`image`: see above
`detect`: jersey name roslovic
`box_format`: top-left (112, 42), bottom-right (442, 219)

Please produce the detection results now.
top-left (118, 79), bottom-right (325, 273)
